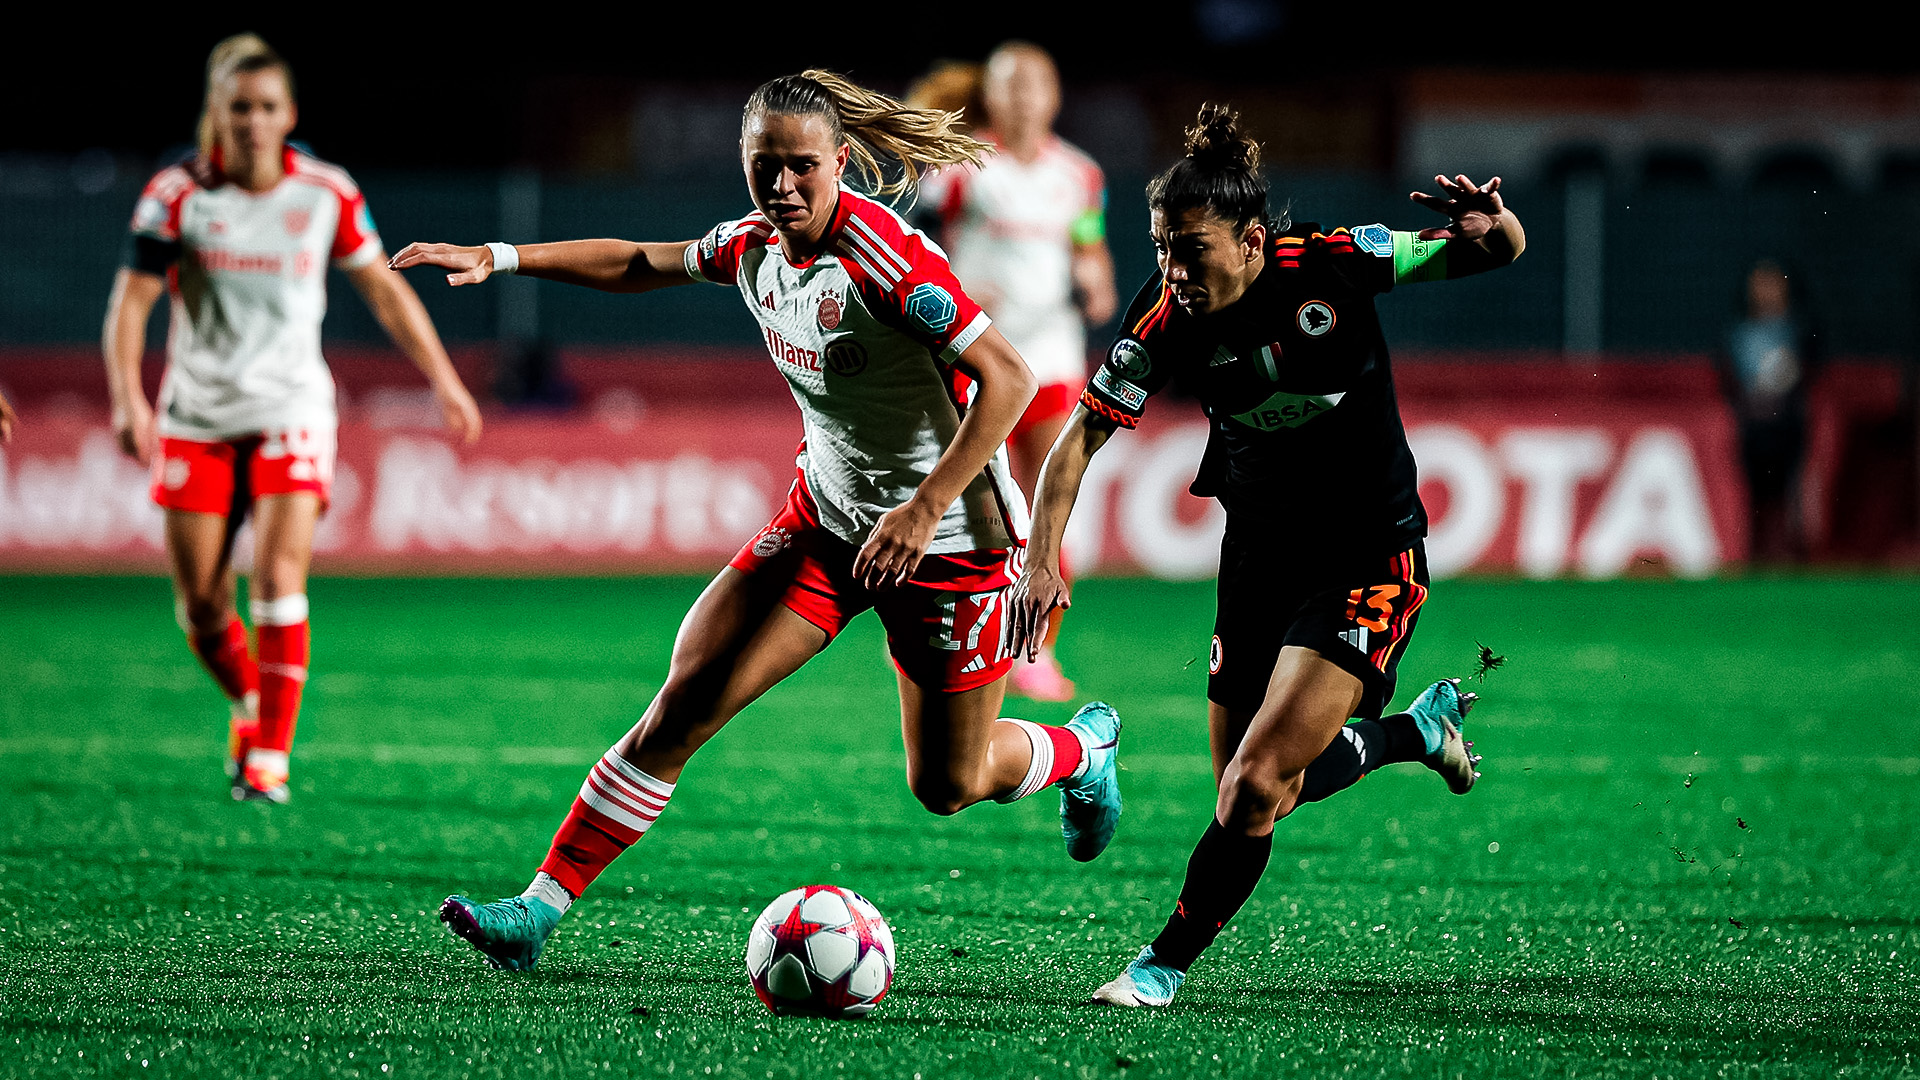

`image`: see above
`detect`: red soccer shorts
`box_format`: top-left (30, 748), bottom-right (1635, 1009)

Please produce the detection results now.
top-left (1010, 380), bottom-right (1081, 444)
top-left (729, 470), bottom-right (1018, 694)
top-left (150, 428), bottom-right (335, 515)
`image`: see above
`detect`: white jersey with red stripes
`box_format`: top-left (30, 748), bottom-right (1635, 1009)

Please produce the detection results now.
top-left (129, 147), bottom-right (382, 440)
top-left (685, 186), bottom-right (1026, 554)
top-left (919, 135), bottom-right (1106, 386)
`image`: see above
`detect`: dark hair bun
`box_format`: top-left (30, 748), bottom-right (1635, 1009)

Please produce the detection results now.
top-left (1183, 103), bottom-right (1261, 172)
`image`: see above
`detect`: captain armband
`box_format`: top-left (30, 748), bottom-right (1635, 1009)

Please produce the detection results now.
top-left (1390, 231), bottom-right (1449, 285)
top-left (1080, 391), bottom-right (1139, 430)
top-left (1069, 206), bottom-right (1106, 246)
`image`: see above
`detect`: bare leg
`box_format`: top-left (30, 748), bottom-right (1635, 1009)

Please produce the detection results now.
top-left (249, 493), bottom-right (319, 604)
top-left (1214, 648), bottom-right (1362, 835)
top-left (165, 509), bottom-right (239, 638)
top-left (895, 674), bottom-right (1036, 815)
top-left (1141, 648), bottom-right (1361, 973)
top-left (614, 568), bottom-right (829, 781)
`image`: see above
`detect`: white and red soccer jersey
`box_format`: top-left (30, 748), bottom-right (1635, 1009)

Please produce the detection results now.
top-left (919, 135), bottom-right (1106, 387)
top-left (685, 187), bottom-right (1026, 554)
top-left (129, 147), bottom-right (382, 441)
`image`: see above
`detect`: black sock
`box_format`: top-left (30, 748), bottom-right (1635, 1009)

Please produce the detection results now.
top-left (1369, 712), bottom-right (1429, 765)
top-left (1296, 716), bottom-right (1428, 805)
top-left (1147, 819), bottom-right (1273, 971)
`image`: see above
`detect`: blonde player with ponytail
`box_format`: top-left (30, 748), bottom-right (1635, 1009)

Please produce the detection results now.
top-left (395, 71), bottom-right (1127, 971)
top-left (104, 34), bottom-right (481, 803)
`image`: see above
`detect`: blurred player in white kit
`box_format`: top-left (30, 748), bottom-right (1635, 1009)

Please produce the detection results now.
top-left (918, 43), bottom-right (1117, 701)
top-left (102, 34), bottom-right (481, 803)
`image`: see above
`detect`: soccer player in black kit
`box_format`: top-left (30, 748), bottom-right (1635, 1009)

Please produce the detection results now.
top-left (1010, 104), bottom-right (1526, 1006)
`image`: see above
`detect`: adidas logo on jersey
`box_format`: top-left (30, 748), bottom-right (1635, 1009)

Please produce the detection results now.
top-left (1210, 347), bottom-right (1237, 367)
top-left (761, 292), bottom-right (777, 310)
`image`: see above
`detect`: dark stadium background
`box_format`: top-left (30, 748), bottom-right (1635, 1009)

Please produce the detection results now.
top-left (3, 8), bottom-right (1916, 1079)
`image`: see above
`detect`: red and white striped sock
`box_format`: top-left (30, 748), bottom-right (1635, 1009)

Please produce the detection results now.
top-left (536, 748), bottom-right (676, 899)
top-left (249, 595), bottom-right (310, 783)
top-left (994, 719), bottom-right (1089, 803)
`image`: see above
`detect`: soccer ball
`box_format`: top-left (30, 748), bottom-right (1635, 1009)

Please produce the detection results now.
top-left (745, 885), bottom-right (895, 1017)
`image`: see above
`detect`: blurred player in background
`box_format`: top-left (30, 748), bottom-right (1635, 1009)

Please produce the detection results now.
top-left (916, 43), bottom-right (1117, 701)
top-left (103, 34), bottom-right (481, 803)
top-left (396, 70), bottom-right (1126, 972)
top-left (1014, 105), bottom-right (1525, 1006)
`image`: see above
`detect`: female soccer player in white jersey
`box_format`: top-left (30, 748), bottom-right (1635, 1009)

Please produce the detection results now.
top-left (103, 34), bottom-right (482, 803)
top-left (394, 70), bottom-right (1125, 971)
top-left (917, 42), bottom-right (1117, 701)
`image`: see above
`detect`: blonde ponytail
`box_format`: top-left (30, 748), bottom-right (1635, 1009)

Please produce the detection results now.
top-left (196, 33), bottom-right (293, 157)
top-left (744, 70), bottom-right (989, 201)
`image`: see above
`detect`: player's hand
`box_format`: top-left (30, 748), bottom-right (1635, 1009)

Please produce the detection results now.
top-left (1410, 175), bottom-right (1506, 242)
top-left (855, 497), bottom-right (941, 590)
top-left (0, 392), bottom-right (16, 446)
top-left (388, 243), bottom-right (494, 287)
top-left (1008, 557), bottom-right (1071, 663)
top-left (436, 382), bottom-right (483, 444)
top-left (112, 399), bottom-right (155, 466)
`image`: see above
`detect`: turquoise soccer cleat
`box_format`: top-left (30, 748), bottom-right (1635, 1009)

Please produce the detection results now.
top-left (1090, 945), bottom-right (1185, 1007)
top-left (439, 894), bottom-right (563, 971)
top-left (1407, 678), bottom-right (1482, 795)
top-left (1059, 701), bottom-right (1123, 862)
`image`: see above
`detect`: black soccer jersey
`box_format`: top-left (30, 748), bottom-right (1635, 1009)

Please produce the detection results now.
top-left (1081, 223), bottom-right (1439, 561)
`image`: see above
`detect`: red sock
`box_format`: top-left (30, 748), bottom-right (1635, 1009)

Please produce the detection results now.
top-left (996, 720), bottom-right (1087, 802)
top-left (1041, 723), bottom-right (1085, 785)
top-left (538, 748), bottom-right (676, 898)
top-left (189, 616), bottom-right (258, 704)
top-left (254, 615), bottom-right (310, 755)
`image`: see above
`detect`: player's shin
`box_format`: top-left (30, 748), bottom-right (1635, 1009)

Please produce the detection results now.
top-left (185, 607), bottom-right (260, 708)
top-left (535, 747), bottom-right (677, 902)
top-left (249, 595), bottom-right (309, 786)
top-left (1146, 818), bottom-right (1274, 971)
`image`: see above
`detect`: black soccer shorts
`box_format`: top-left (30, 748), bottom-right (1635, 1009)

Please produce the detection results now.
top-left (1208, 533), bottom-right (1430, 720)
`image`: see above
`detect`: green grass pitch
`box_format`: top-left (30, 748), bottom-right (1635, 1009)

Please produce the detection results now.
top-left (1, 574), bottom-right (1916, 1079)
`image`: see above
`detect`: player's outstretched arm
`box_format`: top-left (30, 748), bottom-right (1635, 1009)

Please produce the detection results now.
top-left (1010, 404), bottom-right (1115, 661)
top-left (0, 388), bottom-right (17, 446)
top-left (102, 268), bottom-right (166, 465)
top-left (349, 262), bottom-right (482, 444)
top-left (853, 327), bottom-right (1037, 590)
top-left (1408, 174), bottom-right (1526, 278)
top-left (388, 240), bottom-right (698, 294)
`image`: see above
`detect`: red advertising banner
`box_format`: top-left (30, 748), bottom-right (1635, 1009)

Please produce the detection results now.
top-left (0, 359), bottom-right (1755, 578)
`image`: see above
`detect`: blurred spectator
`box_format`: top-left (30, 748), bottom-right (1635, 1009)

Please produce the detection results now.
top-left (1720, 258), bottom-right (1819, 563)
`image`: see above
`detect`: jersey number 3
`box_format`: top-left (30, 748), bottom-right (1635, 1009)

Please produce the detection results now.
top-left (1345, 585), bottom-right (1402, 633)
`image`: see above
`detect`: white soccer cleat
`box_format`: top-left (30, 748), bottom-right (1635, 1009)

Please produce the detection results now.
top-left (1089, 946), bottom-right (1183, 1007)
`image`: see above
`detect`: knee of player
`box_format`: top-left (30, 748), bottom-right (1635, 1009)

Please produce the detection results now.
top-left (173, 591), bottom-right (230, 634)
top-left (1219, 766), bottom-right (1302, 829)
top-left (252, 555), bottom-right (309, 600)
top-left (907, 774), bottom-right (974, 817)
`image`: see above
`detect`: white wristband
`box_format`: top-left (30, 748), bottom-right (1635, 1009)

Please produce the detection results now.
top-left (484, 242), bottom-right (519, 276)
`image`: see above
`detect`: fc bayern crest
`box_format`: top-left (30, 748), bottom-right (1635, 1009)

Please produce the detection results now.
top-left (283, 208), bottom-right (311, 236)
top-left (817, 291), bottom-right (842, 331)
top-left (1296, 301), bottom-right (1336, 337)
top-left (752, 527), bottom-right (793, 557)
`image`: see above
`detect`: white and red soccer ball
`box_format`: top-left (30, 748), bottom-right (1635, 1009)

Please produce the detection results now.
top-left (745, 885), bottom-right (895, 1017)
